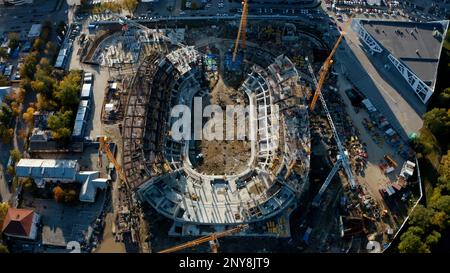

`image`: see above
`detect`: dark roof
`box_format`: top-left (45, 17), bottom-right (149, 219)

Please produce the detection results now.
top-left (361, 20), bottom-right (449, 87)
top-left (1, 208), bottom-right (35, 238)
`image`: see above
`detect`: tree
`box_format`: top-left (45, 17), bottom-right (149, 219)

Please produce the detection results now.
top-left (64, 189), bottom-right (77, 203)
top-left (0, 47), bottom-right (8, 61)
top-left (6, 165), bottom-right (15, 176)
top-left (10, 149), bottom-right (21, 163)
top-left (53, 186), bottom-right (65, 202)
top-left (0, 103), bottom-right (13, 125)
top-left (31, 80), bottom-right (46, 93)
top-left (54, 70), bottom-right (81, 107)
top-left (122, 0), bottom-right (138, 13)
top-left (36, 93), bottom-right (57, 111)
top-left (438, 87), bottom-right (450, 107)
top-left (0, 75), bottom-right (9, 87)
top-left (21, 178), bottom-right (34, 192)
top-left (0, 125), bottom-right (13, 144)
top-left (0, 202), bottom-right (9, 226)
top-left (423, 108), bottom-right (450, 145)
top-left (32, 38), bottom-right (44, 52)
top-left (0, 244), bottom-right (8, 253)
top-left (438, 150), bottom-right (450, 193)
top-left (425, 230), bottom-right (441, 247)
top-left (44, 41), bottom-right (57, 58)
top-left (430, 195), bottom-right (450, 214)
top-left (398, 227), bottom-right (430, 253)
top-left (8, 32), bottom-right (20, 49)
top-left (47, 110), bottom-right (73, 141)
top-left (22, 106), bottom-right (36, 127)
top-left (409, 205), bottom-right (434, 230)
top-left (10, 101), bottom-right (20, 117)
top-left (20, 52), bottom-right (39, 80)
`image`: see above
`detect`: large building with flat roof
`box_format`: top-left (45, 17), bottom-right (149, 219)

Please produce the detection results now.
top-left (352, 19), bottom-right (449, 104)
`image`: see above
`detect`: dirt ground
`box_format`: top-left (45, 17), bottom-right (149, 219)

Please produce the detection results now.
top-left (194, 78), bottom-right (251, 175)
top-left (94, 212), bottom-right (126, 253)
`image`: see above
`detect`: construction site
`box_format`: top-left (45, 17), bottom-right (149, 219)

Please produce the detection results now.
top-left (62, 0), bottom-right (437, 254)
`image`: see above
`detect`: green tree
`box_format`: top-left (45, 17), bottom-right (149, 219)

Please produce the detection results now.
top-left (425, 230), bottom-right (441, 248)
top-left (0, 75), bottom-right (9, 87)
top-left (8, 32), bottom-right (20, 49)
top-left (0, 47), bottom-right (8, 61)
top-left (6, 165), bottom-right (15, 176)
top-left (10, 149), bottom-right (21, 163)
top-left (0, 103), bottom-right (13, 125)
top-left (44, 41), bottom-right (57, 58)
top-left (122, 0), bottom-right (138, 12)
top-left (64, 189), bottom-right (78, 203)
top-left (423, 108), bottom-right (450, 145)
top-left (0, 202), bottom-right (9, 225)
top-left (20, 52), bottom-right (39, 80)
top-left (31, 80), bottom-right (46, 93)
top-left (54, 70), bottom-right (81, 107)
top-left (0, 244), bottom-right (8, 253)
top-left (409, 205), bottom-right (434, 230)
top-left (32, 38), bottom-right (44, 52)
top-left (430, 195), bottom-right (450, 214)
top-left (438, 87), bottom-right (450, 107)
top-left (21, 178), bottom-right (35, 192)
top-left (36, 93), bottom-right (57, 111)
top-left (398, 226), bottom-right (430, 253)
top-left (47, 110), bottom-right (73, 141)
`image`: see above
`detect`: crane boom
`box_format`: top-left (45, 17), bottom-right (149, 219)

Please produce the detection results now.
top-left (306, 54), bottom-right (356, 193)
top-left (158, 225), bottom-right (248, 253)
top-left (99, 136), bottom-right (129, 188)
top-left (310, 34), bottom-right (344, 110)
top-left (232, 0), bottom-right (249, 62)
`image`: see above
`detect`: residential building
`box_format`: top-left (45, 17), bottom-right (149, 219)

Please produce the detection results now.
top-left (1, 208), bottom-right (40, 240)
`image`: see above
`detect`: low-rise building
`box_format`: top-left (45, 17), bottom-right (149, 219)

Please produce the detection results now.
top-left (15, 159), bottom-right (108, 203)
top-left (1, 208), bottom-right (40, 240)
top-left (16, 159), bottom-right (79, 188)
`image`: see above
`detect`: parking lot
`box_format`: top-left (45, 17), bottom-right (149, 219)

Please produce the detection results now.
top-left (0, 0), bottom-right (68, 38)
top-left (22, 192), bottom-right (105, 247)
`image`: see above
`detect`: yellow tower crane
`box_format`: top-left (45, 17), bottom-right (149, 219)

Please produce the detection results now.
top-left (232, 0), bottom-right (249, 62)
top-left (98, 136), bottom-right (129, 188)
top-left (158, 224), bottom-right (249, 253)
top-left (309, 33), bottom-right (344, 110)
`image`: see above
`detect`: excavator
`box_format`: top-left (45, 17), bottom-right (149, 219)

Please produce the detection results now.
top-left (158, 224), bottom-right (249, 253)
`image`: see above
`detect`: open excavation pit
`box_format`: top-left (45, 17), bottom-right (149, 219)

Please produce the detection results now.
top-left (129, 41), bottom-right (311, 237)
top-left (189, 77), bottom-right (252, 176)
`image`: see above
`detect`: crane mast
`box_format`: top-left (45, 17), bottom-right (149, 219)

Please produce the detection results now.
top-left (232, 0), bottom-right (249, 62)
top-left (305, 44), bottom-right (356, 206)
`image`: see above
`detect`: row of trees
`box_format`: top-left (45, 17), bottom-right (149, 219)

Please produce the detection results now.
top-left (398, 31), bottom-right (450, 253)
top-left (15, 21), bottom-right (82, 143)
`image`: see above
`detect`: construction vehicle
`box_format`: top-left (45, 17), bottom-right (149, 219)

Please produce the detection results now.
top-left (305, 44), bottom-right (356, 207)
top-left (98, 136), bottom-right (128, 188)
top-left (232, 0), bottom-right (249, 62)
top-left (309, 33), bottom-right (344, 110)
top-left (158, 224), bottom-right (249, 253)
top-left (384, 154), bottom-right (398, 168)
